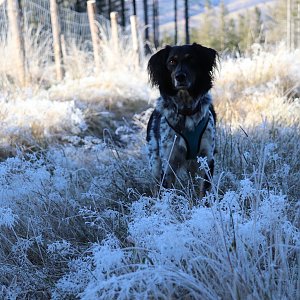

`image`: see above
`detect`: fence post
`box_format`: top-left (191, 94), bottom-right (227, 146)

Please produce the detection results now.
top-left (110, 11), bottom-right (119, 51)
top-left (7, 0), bottom-right (26, 86)
top-left (60, 34), bottom-right (67, 61)
top-left (130, 15), bottom-right (139, 64)
top-left (87, 0), bottom-right (100, 71)
top-left (50, 0), bottom-right (64, 81)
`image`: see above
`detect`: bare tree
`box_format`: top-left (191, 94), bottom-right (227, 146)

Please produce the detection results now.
top-left (153, 0), bottom-right (159, 48)
top-left (132, 0), bottom-right (137, 15)
top-left (108, 0), bottom-right (112, 15)
top-left (184, 0), bottom-right (189, 44)
top-left (174, 0), bottom-right (178, 44)
top-left (120, 0), bottom-right (125, 28)
top-left (143, 0), bottom-right (149, 41)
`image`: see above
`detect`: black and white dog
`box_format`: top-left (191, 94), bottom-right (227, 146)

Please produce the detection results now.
top-left (146, 43), bottom-right (218, 198)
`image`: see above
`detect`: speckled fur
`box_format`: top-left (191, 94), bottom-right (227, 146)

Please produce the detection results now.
top-left (146, 44), bottom-right (218, 198)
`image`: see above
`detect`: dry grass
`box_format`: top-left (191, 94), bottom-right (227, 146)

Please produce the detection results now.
top-left (0, 22), bottom-right (299, 299)
top-left (0, 23), bottom-right (150, 157)
top-left (214, 45), bottom-right (300, 128)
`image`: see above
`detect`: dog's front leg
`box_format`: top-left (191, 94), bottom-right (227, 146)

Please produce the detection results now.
top-left (161, 156), bottom-right (180, 188)
top-left (198, 121), bottom-right (216, 199)
top-left (160, 135), bottom-right (186, 188)
top-left (147, 138), bottom-right (162, 184)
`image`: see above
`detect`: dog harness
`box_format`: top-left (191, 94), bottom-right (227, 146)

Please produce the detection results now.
top-left (166, 112), bottom-right (210, 160)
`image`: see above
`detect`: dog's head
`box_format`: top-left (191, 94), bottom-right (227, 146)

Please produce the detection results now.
top-left (148, 43), bottom-right (218, 98)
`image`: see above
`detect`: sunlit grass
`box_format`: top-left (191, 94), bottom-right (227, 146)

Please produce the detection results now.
top-left (0, 23), bottom-right (299, 299)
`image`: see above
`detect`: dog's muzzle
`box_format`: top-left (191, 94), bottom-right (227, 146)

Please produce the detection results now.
top-left (174, 72), bottom-right (190, 89)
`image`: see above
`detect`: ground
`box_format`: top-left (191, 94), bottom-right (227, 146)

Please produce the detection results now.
top-left (0, 35), bottom-right (299, 299)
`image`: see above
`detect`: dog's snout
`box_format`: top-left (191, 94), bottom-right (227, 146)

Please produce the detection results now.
top-left (175, 73), bottom-right (186, 83)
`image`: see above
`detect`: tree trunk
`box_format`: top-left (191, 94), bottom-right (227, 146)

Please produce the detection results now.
top-left (174, 0), bottom-right (178, 44)
top-left (121, 0), bottom-right (125, 28)
top-left (153, 0), bottom-right (159, 48)
top-left (108, 0), bottom-right (112, 15)
top-left (133, 0), bottom-right (137, 15)
top-left (143, 0), bottom-right (149, 41)
top-left (185, 0), bottom-right (189, 44)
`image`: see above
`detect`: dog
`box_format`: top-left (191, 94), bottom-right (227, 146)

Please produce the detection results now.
top-left (146, 43), bottom-right (218, 199)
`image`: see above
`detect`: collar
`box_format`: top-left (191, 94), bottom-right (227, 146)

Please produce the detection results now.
top-left (173, 94), bottom-right (203, 116)
top-left (177, 103), bottom-right (201, 116)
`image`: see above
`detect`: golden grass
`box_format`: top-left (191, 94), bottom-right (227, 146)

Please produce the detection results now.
top-left (214, 45), bottom-right (300, 129)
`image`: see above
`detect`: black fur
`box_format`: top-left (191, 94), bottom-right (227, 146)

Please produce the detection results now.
top-left (146, 43), bottom-right (218, 199)
top-left (148, 43), bottom-right (217, 98)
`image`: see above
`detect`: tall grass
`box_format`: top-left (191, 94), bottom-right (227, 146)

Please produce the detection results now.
top-left (214, 45), bottom-right (300, 128)
top-left (0, 24), bottom-right (299, 299)
top-left (0, 23), bottom-right (150, 156)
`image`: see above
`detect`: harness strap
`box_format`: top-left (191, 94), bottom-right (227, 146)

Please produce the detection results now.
top-left (166, 112), bottom-right (210, 160)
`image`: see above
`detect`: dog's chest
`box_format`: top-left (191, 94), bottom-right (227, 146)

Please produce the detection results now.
top-left (164, 112), bottom-right (210, 160)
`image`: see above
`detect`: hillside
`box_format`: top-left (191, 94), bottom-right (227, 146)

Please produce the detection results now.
top-left (134, 0), bottom-right (275, 25)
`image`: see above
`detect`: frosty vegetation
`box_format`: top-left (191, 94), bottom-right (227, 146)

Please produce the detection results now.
top-left (0, 26), bottom-right (299, 299)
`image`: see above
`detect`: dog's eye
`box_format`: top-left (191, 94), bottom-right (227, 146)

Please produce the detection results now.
top-left (169, 59), bottom-right (177, 66)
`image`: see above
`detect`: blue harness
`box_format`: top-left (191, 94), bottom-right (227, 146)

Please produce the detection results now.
top-left (166, 113), bottom-right (210, 160)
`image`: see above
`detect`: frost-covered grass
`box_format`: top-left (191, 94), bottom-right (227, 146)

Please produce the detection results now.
top-left (0, 29), bottom-right (299, 300)
top-left (214, 45), bottom-right (300, 128)
top-left (0, 24), bottom-right (151, 157)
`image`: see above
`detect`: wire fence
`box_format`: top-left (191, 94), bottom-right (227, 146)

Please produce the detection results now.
top-left (0, 0), bottom-right (110, 44)
top-left (0, 0), bottom-right (8, 35)
top-left (1, 0), bottom-right (141, 85)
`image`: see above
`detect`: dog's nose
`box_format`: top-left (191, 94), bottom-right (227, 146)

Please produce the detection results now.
top-left (175, 73), bottom-right (186, 83)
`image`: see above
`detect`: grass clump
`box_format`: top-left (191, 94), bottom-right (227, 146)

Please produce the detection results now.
top-left (0, 21), bottom-right (299, 299)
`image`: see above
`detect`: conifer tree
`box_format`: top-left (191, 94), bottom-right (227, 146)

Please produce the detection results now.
top-left (253, 7), bottom-right (264, 43)
top-left (226, 18), bottom-right (239, 53)
top-left (197, 0), bottom-right (214, 46)
top-left (238, 14), bottom-right (246, 51)
top-left (268, 0), bottom-right (289, 46)
top-left (254, 7), bottom-right (262, 35)
top-left (219, 0), bottom-right (227, 51)
top-left (58, 0), bottom-right (127, 22)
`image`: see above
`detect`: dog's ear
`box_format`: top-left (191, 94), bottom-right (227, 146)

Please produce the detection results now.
top-left (147, 46), bottom-right (171, 87)
top-left (192, 43), bottom-right (218, 73)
